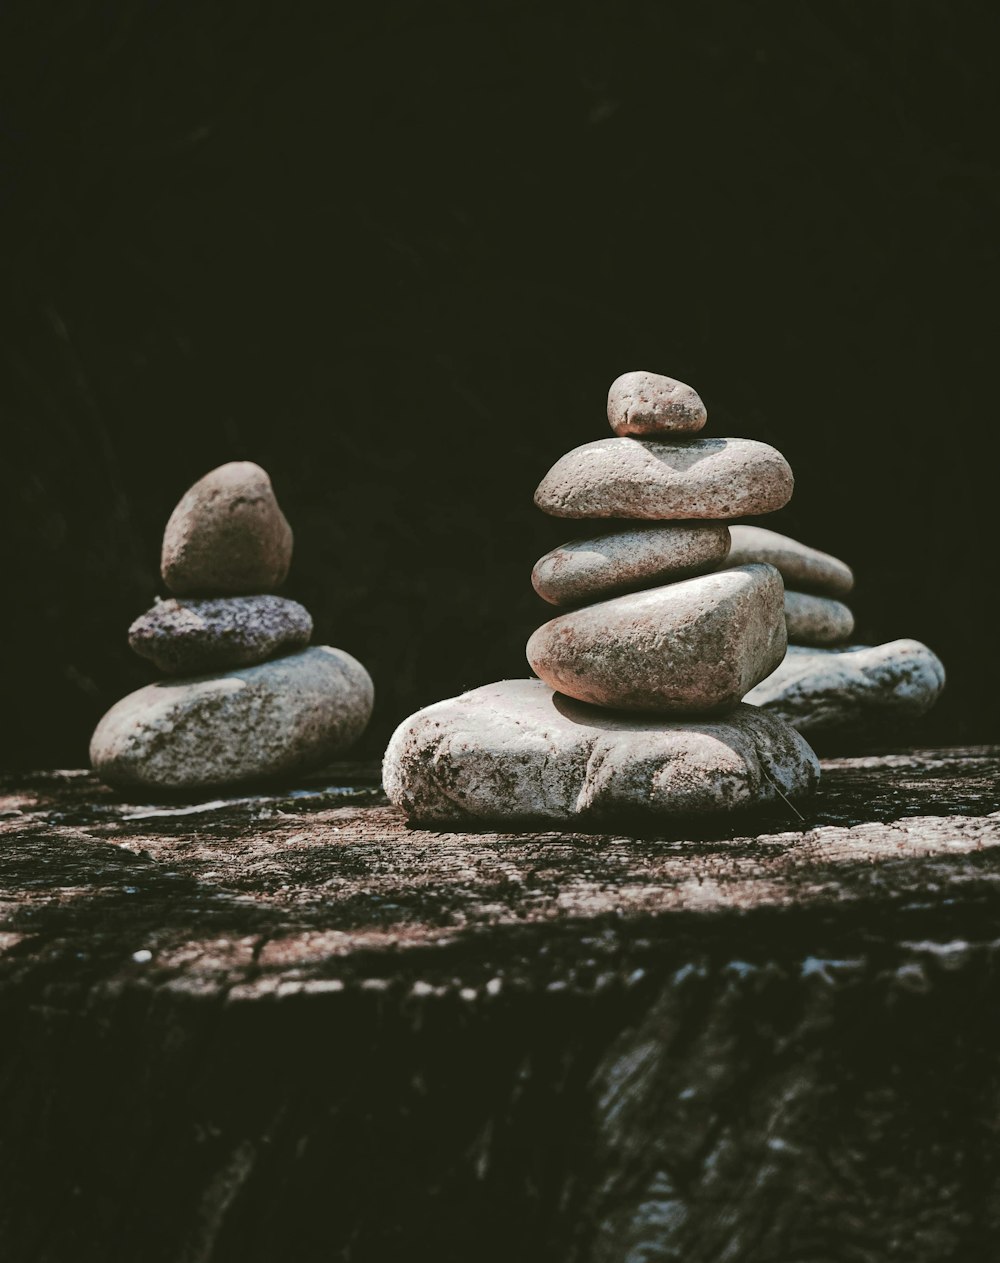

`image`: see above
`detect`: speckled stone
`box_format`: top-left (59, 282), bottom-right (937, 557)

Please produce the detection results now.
top-left (607, 370), bottom-right (707, 437)
top-left (90, 646), bottom-right (373, 791)
top-left (745, 640), bottom-right (945, 735)
top-left (161, 462), bottom-right (293, 596)
top-left (128, 595), bottom-right (313, 675)
top-left (784, 591), bottom-right (855, 646)
top-left (534, 437), bottom-right (793, 520)
top-left (725, 525), bottom-right (854, 596)
top-left (526, 564), bottom-right (786, 714)
top-left (531, 522), bottom-right (730, 607)
top-left (383, 679), bottom-right (819, 825)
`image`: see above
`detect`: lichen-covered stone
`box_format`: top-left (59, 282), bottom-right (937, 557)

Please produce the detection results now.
top-left (534, 437), bottom-right (793, 520)
top-left (526, 564), bottom-right (786, 714)
top-left (531, 523), bottom-right (730, 607)
top-left (745, 640), bottom-right (945, 735)
top-left (784, 591), bottom-right (855, 646)
top-left (382, 679), bottom-right (819, 825)
top-left (606, 370), bottom-right (707, 437)
top-left (90, 646), bottom-right (373, 791)
top-left (129, 595), bottom-right (312, 675)
top-left (161, 461), bottom-right (293, 596)
top-left (725, 525), bottom-right (854, 596)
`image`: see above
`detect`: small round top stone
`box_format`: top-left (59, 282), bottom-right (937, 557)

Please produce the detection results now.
top-left (607, 370), bottom-right (707, 437)
top-left (160, 461), bottom-right (293, 597)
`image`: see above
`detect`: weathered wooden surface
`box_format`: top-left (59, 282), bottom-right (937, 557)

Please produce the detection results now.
top-left (1, 748), bottom-right (999, 1262)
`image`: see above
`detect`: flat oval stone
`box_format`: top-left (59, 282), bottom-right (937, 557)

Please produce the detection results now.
top-left (607, 370), bottom-right (707, 437)
top-left (129, 595), bottom-right (313, 675)
top-left (534, 437), bottom-right (793, 519)
top-left (526, 563), bottom-right (786, 714)
top-left (90, 646), bottom-right (373, 791)
top-left (161, 462), bottom-right (293, 596)
top-left (726, 525), bottom-right (854, 596)
top-left (383, 679), bottom-right (819, 825)
top-left (784, 591), bottom-right (855, 646)
top-left (745, 640), bottom-right (945, 736)
top-left (532, 522), bottom-right (731, 607)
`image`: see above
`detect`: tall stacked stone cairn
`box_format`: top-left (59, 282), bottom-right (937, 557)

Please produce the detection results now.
top-left (725, 526), bottom-right (946, 737)
top-left (384, 371), bottom-right (821, 827)
top-left (90, 462), bottom-right (374, 793)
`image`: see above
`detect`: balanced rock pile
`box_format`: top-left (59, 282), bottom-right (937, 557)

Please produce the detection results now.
top-left (385, 371), bottom-right (821, 826)
top-left (725, 527), bottom-right (946, 737)
top-left (91, 462), bottom-right (374, 793)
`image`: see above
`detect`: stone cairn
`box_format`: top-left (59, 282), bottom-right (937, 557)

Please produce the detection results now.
top-left (726, 527), bottom-right (946, 738)
top-left (384, 371), bottom-right (821, 827)
top-left (91, 462), bottom-right (374, 793)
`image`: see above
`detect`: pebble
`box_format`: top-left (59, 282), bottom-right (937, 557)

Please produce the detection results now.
top-left (607, 370), bottom-right (707, 437)
top-left (383, 679), bottom-right (819, 825)
top-left (161, 461), bottom-right (293, 596)
top-left (744, 640), bottom-right (945, 735)
top-left (526, 563), bottom-right (786, 713)
top-left (531, 522), bottom-right (730, 607)
top-left (725, 525), bottom-right (853, 596)
top-left (90, 646), bottom-right (373, 791)
top-left (784, 591), bottom-right (855, 646)
top-left (129, 595), bottom-right (312, 675)
top-left (534, 437), bottom-right (793, 519)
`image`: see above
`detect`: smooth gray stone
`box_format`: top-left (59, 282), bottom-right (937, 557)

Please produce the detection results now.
top-left (90, 646), bottom-right (373, 791)
top-left (534, 437), bottom-right (793, 520)
top-left (129, 595), bottom-right (312, 675)
top-left (784, 590), bottom-right (855, 646)
top-left (606, 370), bottom-right (707, 437)
top-left (526, 564), bottom-right (786, 714)
top-left (382, 679), bottom-right (820, 825)
top-left (531, 522), bottom-right (730, 607)
top-left (725, 525), bottom-right (854, 596)
top-left (161, 461), bottom-right (293, 596)
top-left (745, 641), bottom-right (946, 735)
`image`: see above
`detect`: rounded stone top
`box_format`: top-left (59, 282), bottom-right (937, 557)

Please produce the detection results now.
top-left (160, 461), bottom-right (293, 597)
top-left (607, 370), bottom-right (707, 437)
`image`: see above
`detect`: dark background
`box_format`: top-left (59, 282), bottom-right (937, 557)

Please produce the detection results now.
top-left (0, 0), bottom-right (996, 768)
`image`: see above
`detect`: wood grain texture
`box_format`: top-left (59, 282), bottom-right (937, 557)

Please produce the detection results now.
top-left (1, 748), bottom-right (998, 1262)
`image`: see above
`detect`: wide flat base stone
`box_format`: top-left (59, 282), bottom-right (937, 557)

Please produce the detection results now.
top-left (383, 679), bottom-right (819, 826)
top-left (90, 645), bottom-right (374, 792)
top-left (746, 640), bottom-right (945, 737)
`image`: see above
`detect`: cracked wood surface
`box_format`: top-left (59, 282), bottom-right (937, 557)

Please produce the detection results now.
top-left (1, 747), bottom-right (999, 1262)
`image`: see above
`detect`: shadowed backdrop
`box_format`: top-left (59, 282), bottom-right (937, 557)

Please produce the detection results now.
top-left (0, 0), bottom-right (996, 767)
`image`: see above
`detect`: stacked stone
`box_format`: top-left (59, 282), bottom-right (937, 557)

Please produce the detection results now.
top-left (726, 525), bottom-right (856, 647)
top-left (91, 462), bottom-right (373, 793)
top-left (384, 372), bottom-right (820, 827)
top-left (724, 526), bottom-right (946, 737)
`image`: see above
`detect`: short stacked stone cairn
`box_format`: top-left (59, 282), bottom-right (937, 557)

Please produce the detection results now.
top-left (91, 462), bottom-right (374, 793)
top-left (725, 527), bottom-right (946, 737)
top-left (384, 371), bottom-right (821, 827)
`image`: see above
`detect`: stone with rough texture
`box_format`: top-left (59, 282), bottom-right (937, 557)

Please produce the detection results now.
top-left (745, 640), bottom-right (945, 735)
top-left (383, 678), bottom-right (819, 824)
top-left (90, 646), bottom-right (373, 791)
top-left (607, 370), bottom-right (707, 437)
top-left (531, 522), bottom-right (730, 607)
top-left (534, 437), bottom-right (793, 519)
top-left (161, 461), bottom-right (293, 596)
top-left (128, 595), bottom-right (313, 675)
top-left (725, 525), bottom-right (854, 596)
top-left (784, 590), bottom-right (855, 646)
top-left (526, 563), bottom-right (786, 713)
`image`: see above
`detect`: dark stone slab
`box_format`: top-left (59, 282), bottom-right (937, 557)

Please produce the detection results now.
top-left (0, 748), bottom-right (998, 1262)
